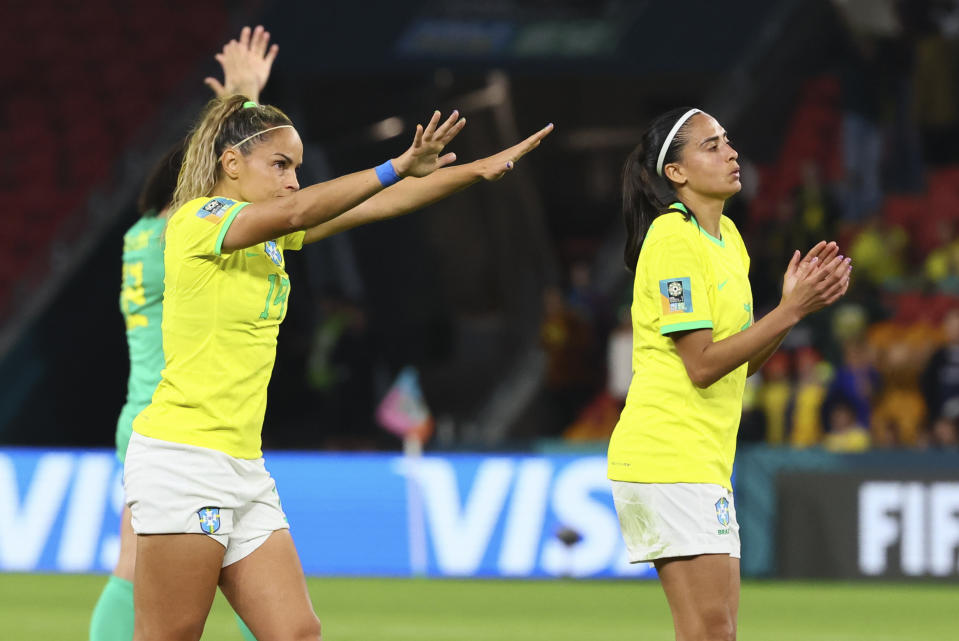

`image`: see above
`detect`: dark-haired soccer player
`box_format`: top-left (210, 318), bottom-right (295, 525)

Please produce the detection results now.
top-left (608, 107), bottom-right (850, 641)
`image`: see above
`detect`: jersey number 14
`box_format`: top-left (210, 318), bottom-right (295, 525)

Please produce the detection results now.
top-left (260, 274), bottom-right (290, 320)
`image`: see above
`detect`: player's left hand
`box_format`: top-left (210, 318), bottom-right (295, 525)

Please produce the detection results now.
top-left (204, 25), bottom-right (279, 103)
top-left (782, 240), bottom-right (840, 299)
top-left (473, 123), bottom-right (554, 181)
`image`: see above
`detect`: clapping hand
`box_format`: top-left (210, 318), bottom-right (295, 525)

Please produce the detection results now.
top-left (783, 243), bottom-right (852, 317)
top-left (782, 241), bottom-right (839, 300)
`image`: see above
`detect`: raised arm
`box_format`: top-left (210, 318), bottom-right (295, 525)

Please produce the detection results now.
top-left (302, 122), bottom-right (554, 244)
top-left (220, 110), bottom-right (465, 252)
top-left (204, 25), bottom-right (279, 103)
top-left (674, 252), bottom-right (851, 388)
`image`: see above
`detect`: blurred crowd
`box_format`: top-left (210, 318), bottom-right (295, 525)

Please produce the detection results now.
top-left (541, 263), bottom-right (959, 454)
top-left (542, 0), bottom-right (959, 452)
top-left (283, 0), bottom-right (959, 452)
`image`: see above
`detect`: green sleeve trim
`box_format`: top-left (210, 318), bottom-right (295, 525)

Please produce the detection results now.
top-left (284, 230), bottom-right (306, 251)
top-left (660, 320), bottom-right (713, 335)
top-left (214, 202), bottom-right (250, 256)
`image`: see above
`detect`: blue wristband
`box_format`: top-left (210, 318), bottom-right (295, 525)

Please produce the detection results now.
top-left (375, 160), bottom-right (401, 187)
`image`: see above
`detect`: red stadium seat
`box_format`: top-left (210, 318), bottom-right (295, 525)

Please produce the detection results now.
top-left (893, 292), bottom-right (926, 324)
top-left (928, 294), bottom-right (959, 323)
top-left (0, 0), bottom-right (228, 294)
top-left (882, 195), bottom-right (925, 228)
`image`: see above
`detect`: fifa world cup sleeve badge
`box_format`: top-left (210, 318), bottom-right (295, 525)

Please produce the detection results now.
top-left (660, 277), bottom-right (693, 314)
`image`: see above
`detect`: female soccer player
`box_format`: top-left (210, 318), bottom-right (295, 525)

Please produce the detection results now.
top-left (91, 26), bottom-right (278, 641)
top-left (123, 94), bottom-right (552, 640)
top-left (607, 107), bottom-right (850, 641)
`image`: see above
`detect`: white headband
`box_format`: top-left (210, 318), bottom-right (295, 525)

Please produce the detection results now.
top-left (656, 109), bottom-right (701, 177)
top-left (230, 125), bottom-right (295, 150)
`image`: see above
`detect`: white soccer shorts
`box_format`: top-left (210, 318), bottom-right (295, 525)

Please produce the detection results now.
top-left (124, 431), bottom-right (289, 567)
top-left (611, 481), bottom-right (740, 563)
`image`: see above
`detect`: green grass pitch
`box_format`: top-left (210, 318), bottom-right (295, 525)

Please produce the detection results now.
top-left (0, 574), bottom-right (955, 640)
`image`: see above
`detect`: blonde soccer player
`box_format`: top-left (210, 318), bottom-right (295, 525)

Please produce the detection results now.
top-left (607, 107), bottom-right (851, 641)
top-left (91, 26), bottom-right (278, 641)
top-left (123, 91), bottom-right (551, 638)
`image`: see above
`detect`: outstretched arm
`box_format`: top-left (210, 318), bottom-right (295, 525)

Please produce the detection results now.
top-left (220, 110), bottom-right (465, 252)
top-left (302, 122), bottom-right (554, 244)
top-left (204, 25), bottom-right (279, 103)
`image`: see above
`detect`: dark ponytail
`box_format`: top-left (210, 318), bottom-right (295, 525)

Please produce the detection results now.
top-left (137, 138), bottom-right (186, 217)
top-left (622, 106), bottom-right (700, 271)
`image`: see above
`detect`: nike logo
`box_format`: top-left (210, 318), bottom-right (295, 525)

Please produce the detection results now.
top-left (718, 279), bottom-right (729, 290)
top-left (245, 251), bottom-right (258, 258)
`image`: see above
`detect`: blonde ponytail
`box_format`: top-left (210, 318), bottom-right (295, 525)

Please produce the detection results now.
top-left (170, 94), bottom-right (294, 213)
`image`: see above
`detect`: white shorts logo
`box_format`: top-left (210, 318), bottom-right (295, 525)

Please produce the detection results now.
top-left (715, 497), bottom-right (730, 534)
top-left (198, 507), bottom-right (222, 534)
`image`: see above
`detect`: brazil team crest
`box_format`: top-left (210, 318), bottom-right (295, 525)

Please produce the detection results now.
top-left (715, 497), bottom-right (730, 527)
top-left (197, 507), bottom-right (221, 534)
top-left (264, 240), bottom-right (282, 266)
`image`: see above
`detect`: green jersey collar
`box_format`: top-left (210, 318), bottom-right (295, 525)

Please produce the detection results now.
top-left (669, 201), bottom-right (724, 247)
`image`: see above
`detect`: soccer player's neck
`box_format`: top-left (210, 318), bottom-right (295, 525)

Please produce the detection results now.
top-left (675, 190), bottom-right (723, 238)
top-left (210, 178), bottom-right (244, 203)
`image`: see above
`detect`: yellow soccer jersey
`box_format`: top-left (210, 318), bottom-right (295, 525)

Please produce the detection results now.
top-left (607, 205), bottom-right (753, 491)
top-left (133, 196), bottom-right (306, 459)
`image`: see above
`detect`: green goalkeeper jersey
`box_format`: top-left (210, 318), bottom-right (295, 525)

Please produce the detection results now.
top-left (116, 215), bottom-right (166, 462)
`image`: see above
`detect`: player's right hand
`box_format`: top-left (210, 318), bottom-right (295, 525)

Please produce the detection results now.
top-left (781, 240), bottom-right (839, 300)
top-left (784, 252), bottom-right (852, 317)
top-left (392, 110), bottom-right (466, 178)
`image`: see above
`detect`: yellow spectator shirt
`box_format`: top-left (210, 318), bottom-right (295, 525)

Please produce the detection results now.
top-left (608, 205), bottom-right (752, 491)
top-left (133, 197), bottom-right (305, 459)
